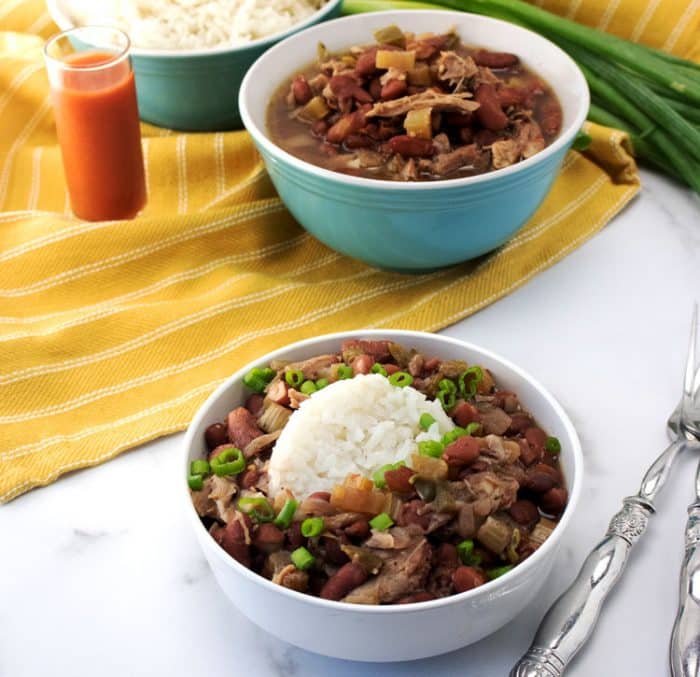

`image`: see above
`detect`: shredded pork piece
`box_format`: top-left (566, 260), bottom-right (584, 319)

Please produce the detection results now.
top-left (436, 51), bottom-right (477, 86)
top-left (516, 120), bottom-right (546, 158)
top-left (366, 90), bottom-right (479, 118)
top-left (491, 139), bottom-right (520, 169)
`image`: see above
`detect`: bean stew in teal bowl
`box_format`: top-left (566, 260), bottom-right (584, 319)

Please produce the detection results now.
top-left (239, 10), bottom-right (589, 272)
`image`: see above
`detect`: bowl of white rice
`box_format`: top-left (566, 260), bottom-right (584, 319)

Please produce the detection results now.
top-left (46, 0), bottom-right (343, 130)
top-left (182, 329), bottom-right (582, 661)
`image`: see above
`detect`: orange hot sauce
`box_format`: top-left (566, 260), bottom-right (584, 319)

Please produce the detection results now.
top-left (52, 51), bottom-right (146, 221)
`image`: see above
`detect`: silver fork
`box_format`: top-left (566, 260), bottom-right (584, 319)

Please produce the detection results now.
top-left (511, 306), bottom-right (700, 677)
top-left (670, 306), bottom-right (700, 677)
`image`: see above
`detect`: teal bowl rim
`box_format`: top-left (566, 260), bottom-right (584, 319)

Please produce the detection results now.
top-left (46, 0), bottom-right (343, 58)
top-left (239, 9), bottom-right (590, 193)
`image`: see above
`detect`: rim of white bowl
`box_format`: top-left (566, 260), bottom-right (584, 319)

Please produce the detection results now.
top-left (46, 0), bottom-right (343, 57)
top-left (239, 9), bottom-right (590, 192)
top-left (182, 329), bottom-right (584, 614)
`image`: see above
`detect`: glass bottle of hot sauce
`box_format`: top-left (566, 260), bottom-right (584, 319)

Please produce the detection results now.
top-left (44, 27), bottom-right (147, 221)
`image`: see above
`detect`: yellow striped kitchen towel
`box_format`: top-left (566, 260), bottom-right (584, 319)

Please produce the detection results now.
top-left (1, 0), bottom-right (695, 502)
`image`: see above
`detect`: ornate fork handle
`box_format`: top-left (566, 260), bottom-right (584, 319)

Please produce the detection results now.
top-left (510, 437), bottom-right (686, 676)
top-left (670, 503), bottom-right (700, 677)
top-left (510, 498), bottom-right (653, 677)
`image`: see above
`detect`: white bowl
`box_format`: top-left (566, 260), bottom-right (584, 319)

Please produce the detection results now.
top-left (182, 330), bottom-right (583, 662)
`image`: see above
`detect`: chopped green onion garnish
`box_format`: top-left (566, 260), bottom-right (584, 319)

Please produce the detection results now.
top-left (438, 378), bottom-right (456, 394)
top-left (210, 447), bottom-right (245, 476)
top-left (545, 436), bottom-right (561, 454)
top-left (442, 427), bottom-right (467, 446)
top-left (418, 440), bottom-right (444, 458)
top-left (437, 389), bottom-right (456, 410)
top-left (457, 539), bottom-right (475, 564)
top-left (273, 498), bottom-right (298, 529)
top-left (459, 366), bottom-right (483, 399)
top-left (337, 365), bottom-right (353, 379)
top-left (242, 366), bottom-right (276, 393)
top-left (419, 413), bottom-right (436, 430)
top-left (301, 516), bottom-right (325, 538)
top-left (487, 565), bottom-right (514, 580)
top-left (285, 369), bottom-right (304, 387)
top-left (371, 363), bottom-right (388, 376)
top-left (291, 546), bottom-right (315, 571)
top-left (190, 459), bottom-right (210, 476)
top-left (188, 474), bottom-right (204, 491)
top-left (238, 497), bottom-right (275, 523)
top-left (372, 460), bottom-right (405, 488)
top-left (300, 380), bottom-right (317, 395)
top-left (369, 512), bottom-right (394, 531)
top-left (388, 371), bottom-right (413, 387)
top-left (465, 422), bottom-right (482, 436)
top-left (315, 378), bottom-right (329, 390)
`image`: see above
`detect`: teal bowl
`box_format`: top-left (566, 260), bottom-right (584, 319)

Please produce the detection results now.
top-left (239, 10), bottom-right (589, 272)
top-left (47, 0), bottom-right (342, 131)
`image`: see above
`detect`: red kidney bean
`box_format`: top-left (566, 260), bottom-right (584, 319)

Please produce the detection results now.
top-left (253, 523), bottom-right (284, 551)
top-left (291, 75), bottom-right (312, 105)
top-left (204, 422), bottom-right (229, 451)
top-left (518, 438), bottom-right (541, 466)
top-left (266, 380), bottom-right (290, 406)
top-left (473, 50), bottom-right (519, 68)
top-left (524, 463), bottom-right (560, 493)
top-left (309, 491), bottom-right (332, 502)
top-left (525, 427), bottom-right (547, 450)
top-left (311, 119), bottom-right (328, 137)
top-left (286, 521), bottom-right (305, 550)
top-left (457, 127), bottom-right (474, 144)
top-left (227, 406), bottom-right (263, 449)
top-left (411, 35), bottom-right (449, 60)
top-left (368, 77), bottom-right (382, 101)
top-left (387, 134), bottom-right (434, 157)
top-left (452, 566), bottom-right (486, 593)
top-left (443, 436), bottom-right (481, 467)
top-left (497, 86), bottom-right (527, 107)
top-left (351, 354), bottom-right (373, 375)
top-left (322, 536), bottom-right (350, 566)
top-left (384, 363), bottom-right (400, 375)
top-left (435, 542), bottom-right (459, 568)
top-left (240, 467), bottom-right (259, 489)
top-left (380, 78), bottom-right (407, 101)
top-left (397, 591), bottom-right (437, 604)
top-left (326, 110), bottom-right (366, 144)
top-left (508, 499), bottom-right (540, 525)
top-left (424, 357), bottom-right (441, 372)
top-left (329, 74), bottom-right (373, 105)
top-left (475, 84), bottom-right (509, 131)
top-left (540, 487), bottom-right (568, 514)
top-left (345, 134), bottom-right (374, 149)
top-left (384, 465), bottom-right (415, 493)
top-left (344, 518), bottom-right (370, 541)
top-left (355, 48), bottom-right (379, 77)
top-left (213, 518), bottom-right (252, 567)
top-left (539, 98), bottom-right (563, 136)
top-left (452, 401), bottom-right (480, 427)
top-left (508, 413), bottom-right (532, 434)
top-left (320, 562), bottom-right (368, 600)
top-left (245, 393), bottom-right (264, 417)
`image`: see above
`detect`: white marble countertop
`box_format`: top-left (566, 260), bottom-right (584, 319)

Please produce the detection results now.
top-left (2, 170), bottom-right (698, 677)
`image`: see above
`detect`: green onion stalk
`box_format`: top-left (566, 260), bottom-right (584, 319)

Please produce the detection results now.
top-left (341, 0), bottom-right (700, 193)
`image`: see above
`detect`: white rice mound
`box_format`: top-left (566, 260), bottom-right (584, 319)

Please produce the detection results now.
top-left (268, 373), bottom-right (455, 499)
top-left (66, 0), bottom-right (328, 50)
